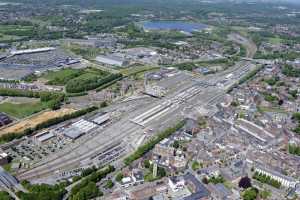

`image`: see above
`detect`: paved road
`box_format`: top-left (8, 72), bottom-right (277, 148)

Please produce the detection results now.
top-left (228, 33), bottom-right (257, 58)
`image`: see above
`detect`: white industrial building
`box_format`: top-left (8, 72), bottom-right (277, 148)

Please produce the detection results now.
top-left (63, 119), bottom-right (98, 139)
top-left (92, 113), bottom-right (110, 125)
top-left (10, 47), bottom-right (56, 56)
top-left (33, 130), bottom-right (55, 144)
top-left (95, 54), bottom-right (129, 67)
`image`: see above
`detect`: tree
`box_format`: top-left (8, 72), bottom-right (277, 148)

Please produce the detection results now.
top-left (197, 116), bottom-right (207, 128)
top-left (17, 181), bottom-right (67, 200)
top-left (157, 167), bottom-right (166, 177)
top-left (124, 120), bottom-right (185, 165)
top-left (259, 189), bottom-right (271, 199)
top-left (253, 171), bottom-right (281, 189)
top-left (105, 180), bottom-right (114, 189)
top-left (239, 176), bottom-right (252, 189)
top-left (208, 175), bottom-right (225, 184)
top-left (173, 140), bottom-right (180, 149)
top-left (0, 191), bottom-right (12, 200)
top-left (191, 161), bottom-right (202, 171)
top-left (143, 159), bottom-right (151, 168)
top-left (202, 177), bottom-right (209, 184)
top-left (72, 182), bottom-right (100, 200)
top-left (231, 101), bottom-right (239, 107)
top-left (70, 165), bottom-right (114, 200)
top-left (115, 172), bottom-right (124, 182)
top-left (72, 176), bottom-right (81, 182)
top-left (243, 187), bottom-right (258, 200)
top-left (100, 101), bottom-right (108, 108)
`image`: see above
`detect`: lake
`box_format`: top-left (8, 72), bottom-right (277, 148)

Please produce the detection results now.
top-left (142, 21), bottom-right (208, 33)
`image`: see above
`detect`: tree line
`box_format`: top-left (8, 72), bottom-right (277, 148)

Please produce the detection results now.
top-left (0, 88), bottom-right (65, 110)
top-left (65, 73), bottom-right (122, 93)
top-left (0, 106), bottom-right (98, 143)
top-left (288, 144), bottom-right (300, 156)
top-left (292, 112), bottom-right (300, 134)
top-left (124, 120), bottom-right (185, 165)
top-left (253, 171), bottom-right (281, 189)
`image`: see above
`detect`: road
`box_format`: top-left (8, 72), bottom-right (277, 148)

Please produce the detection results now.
top-left (228, 33), bottom-right (257, 58)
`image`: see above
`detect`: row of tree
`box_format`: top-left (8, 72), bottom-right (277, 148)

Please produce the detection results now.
top-left (0, 106), bottom-right (98, 143)
top-left (288, 144), bottom-right (300, 156)
top-left (124, 120), bottom-right (185, 165)
top-left (65, 73), bottom-right (122, 93)
top-left (282, 65), bottom-right (300, 78)
top-left (254, 51), bottom-right (300, 61)
top-left (292, 112), bottom-right (300, 134)
top-left (0, 88), bottom-right (65, 110)
top-left (252, 171), bottom-right (281, 189)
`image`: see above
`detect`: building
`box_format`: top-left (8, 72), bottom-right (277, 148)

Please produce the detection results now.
top-left (121, 177), bottom-right (134, 188)
top-left (183, 173), bottom-right (210, 200)
top-left (92, 113), bottom-right (110, 125)
top-left (95, 54), bottom-right (129, 67)
top-left (33, 130), bottom-right (55, 144)
top-left (199, 166), bottom-right (220, 177)
top-left (132, 169), bottom-right (144, 185)
top-left (10, 47), bottom-right (56, 56)
top-left (170, 155), bottom-right (187, 170)
top-left (184, 118), bottom-right (200, 136)
top-left (207, 183), bottom-right (232, 200)
top-left (169, 176), bottom-right (185, 192)
top-left (128, 182), bottom-right (168, 200)
top-left (0, 153), bottom-right (9, 166)
top-left (254, 165), bottom-right (298, 188)
top-left (194, 67), bottom-right (211, 75)
top-left (0, 113), bottom-right (12, 127)
top-left (145, 85), bottom-right (166, 97)
top-left (120, 169), bottom-right (144, 188)
top-left (62, 119), bottom-right (98, 140)
top-left (153, 139), bottom-right (175, 158)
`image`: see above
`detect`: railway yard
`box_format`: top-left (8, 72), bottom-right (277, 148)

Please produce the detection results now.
top-left (10, 60), bottom-right (256, 183)
top-left (1, 1), bottom-right (300, 199)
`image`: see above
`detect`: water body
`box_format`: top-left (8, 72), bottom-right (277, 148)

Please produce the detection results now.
top-left (142, 21), bottom-right (208, 33)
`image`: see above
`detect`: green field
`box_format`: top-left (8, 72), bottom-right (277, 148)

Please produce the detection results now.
top-left (42, 67), bottom-right (109, 85)
top-left (0, 25), bottom-right (34, 37)
top-left (41, 67), bottom-right (120, 93)
top-left (42, 68), bottom-right (84, 85)
top-left (0, 102), bottom-right (47, 119)
top-left (65, 44), bottom-right (107, 60)
top-left (257, 106), bottom-right (287, 114)
top-left (268, 37), bottom-right (282, 44)
top-left (0, 33), bottom-right (21, 42)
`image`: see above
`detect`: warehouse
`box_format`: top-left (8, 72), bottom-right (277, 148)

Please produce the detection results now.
top-left (0, 113), bottom-right (12, 127)
top-left (10, 47), bottom-right (56, 56)
top-left (95, 54), bottom-right (129, 67)
top-left (92, 113), bottom-right (110, 125)
top-left (63, 119), bottom-right (98, 140)
top-left (33, 130), bottom-right (55, 144)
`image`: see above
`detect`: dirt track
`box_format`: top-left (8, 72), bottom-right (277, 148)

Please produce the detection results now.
top-left (0, 108), bottom-right (76, 135)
